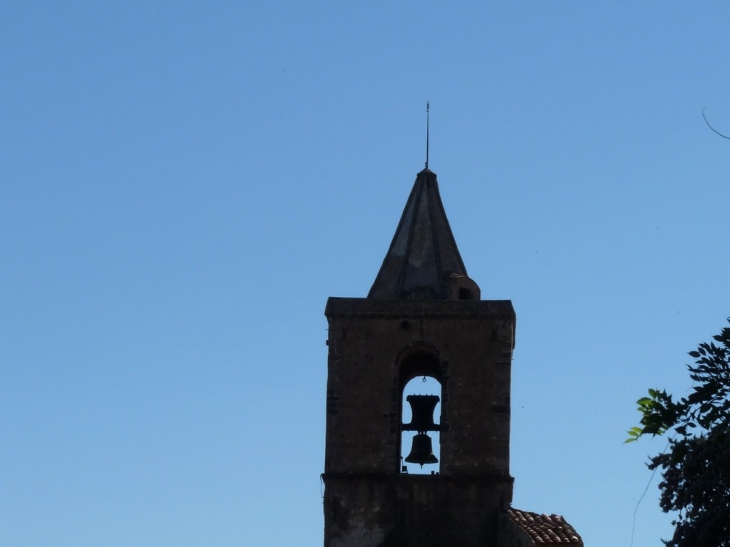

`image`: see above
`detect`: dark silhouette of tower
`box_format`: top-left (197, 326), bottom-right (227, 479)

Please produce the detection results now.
top-left (322, 167), bottom-right (583, 547)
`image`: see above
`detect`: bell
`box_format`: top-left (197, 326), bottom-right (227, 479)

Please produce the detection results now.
top-left (403, 394), bottom-right (440, 432)
top-left (405, 433), bottom-right (438, 467)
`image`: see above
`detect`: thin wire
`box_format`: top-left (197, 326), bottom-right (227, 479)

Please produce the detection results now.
top-left (702, 107), bottom-right (730, 139)
top-left (630, 441), bottom-right (669, 547)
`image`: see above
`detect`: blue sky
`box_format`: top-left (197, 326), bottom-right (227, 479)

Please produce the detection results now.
top-left (2, 2), bottom-right (730, 545)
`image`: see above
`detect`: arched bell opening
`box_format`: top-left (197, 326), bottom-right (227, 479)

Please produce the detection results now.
top-left (398, 351), bottom-right (442, 475)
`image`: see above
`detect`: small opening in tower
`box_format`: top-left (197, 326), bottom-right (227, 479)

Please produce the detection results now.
top-left (459, 287), bottom-right (473, 300)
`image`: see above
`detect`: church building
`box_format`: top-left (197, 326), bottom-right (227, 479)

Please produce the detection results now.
top-left (322, 166), bottom-right (583, 547)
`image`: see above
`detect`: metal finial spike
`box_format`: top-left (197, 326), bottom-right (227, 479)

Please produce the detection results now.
top-left (425, 101), bottom-right (430, 169)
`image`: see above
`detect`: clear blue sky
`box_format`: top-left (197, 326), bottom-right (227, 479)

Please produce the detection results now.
top-left (2, 3), bottom-right (730, 546)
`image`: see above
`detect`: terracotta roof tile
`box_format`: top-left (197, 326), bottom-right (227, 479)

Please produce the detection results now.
top-left (506, 508), bottom-right (583, 546)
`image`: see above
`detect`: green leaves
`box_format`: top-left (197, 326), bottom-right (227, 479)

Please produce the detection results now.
top-left (624, 388), bottom-right (677, 442)
top-left (628, 318), bottom-right (730, 547)
top-left (625, 426), bottom-right (644, 443)
top-left (628, 321), bottom-right (730, 444)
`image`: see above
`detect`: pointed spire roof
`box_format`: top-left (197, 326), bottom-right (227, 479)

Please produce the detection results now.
top-left (368, 168), bottom-right (476, 300)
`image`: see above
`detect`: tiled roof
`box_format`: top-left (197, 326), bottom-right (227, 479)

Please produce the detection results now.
top-left (506, 508), bottom-right (583, 545)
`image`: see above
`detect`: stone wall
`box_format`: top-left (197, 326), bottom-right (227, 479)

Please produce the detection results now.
top-left (323, 297), bottom-right (516, 546)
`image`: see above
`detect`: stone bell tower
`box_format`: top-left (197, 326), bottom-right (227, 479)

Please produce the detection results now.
top-left (322, 167), bottom-right (516, 546)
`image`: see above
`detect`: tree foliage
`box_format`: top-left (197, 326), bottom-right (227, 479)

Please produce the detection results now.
top-left (628, 319), bottom-right (730, 547)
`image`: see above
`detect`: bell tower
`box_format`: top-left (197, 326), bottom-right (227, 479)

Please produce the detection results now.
top-left (322, 168), bottom-right (516, 546)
